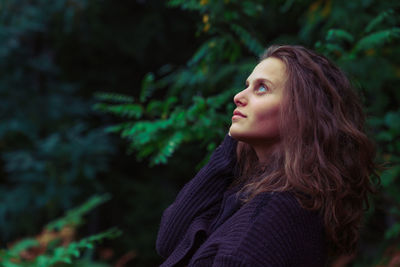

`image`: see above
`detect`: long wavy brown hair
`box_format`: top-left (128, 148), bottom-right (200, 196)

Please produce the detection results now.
top-left (234, 45), bottom-right (379, 256)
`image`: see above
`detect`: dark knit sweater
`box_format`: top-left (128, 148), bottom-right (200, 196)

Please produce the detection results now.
top-left (156, 135), bottom-right (327, 266)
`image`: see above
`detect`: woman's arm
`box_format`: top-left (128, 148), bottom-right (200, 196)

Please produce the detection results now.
top-left (156, 134), bottom-right (238, 258)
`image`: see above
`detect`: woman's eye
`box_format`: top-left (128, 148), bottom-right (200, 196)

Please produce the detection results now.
top-left (255, 84), bottom-right (268, 93)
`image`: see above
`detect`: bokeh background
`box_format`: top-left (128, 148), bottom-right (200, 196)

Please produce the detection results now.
top-left (1, 0), bottom-right (399, 266)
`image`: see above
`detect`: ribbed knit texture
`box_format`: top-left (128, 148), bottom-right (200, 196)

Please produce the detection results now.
top-left (156, 135), bottom-right (327, 267)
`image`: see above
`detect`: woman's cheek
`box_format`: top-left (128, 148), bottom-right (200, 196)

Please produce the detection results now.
top-left (255, 105), bottom-right (281, 137)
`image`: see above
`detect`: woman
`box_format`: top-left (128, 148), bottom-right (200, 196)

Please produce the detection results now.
top-left (156, 45), bottom-right (378, 266)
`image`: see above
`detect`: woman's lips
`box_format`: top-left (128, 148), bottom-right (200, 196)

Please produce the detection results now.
top-left (232, 110), bottom-right (247, 120)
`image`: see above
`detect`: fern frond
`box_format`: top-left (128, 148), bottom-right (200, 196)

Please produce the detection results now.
top-left (326, 29), bottom-right (354, 43)
top-left (93, 103), bottom-right (143, 119)
top-left (93, 92), bottom-right (134, 103)
top-left (146, 100), bottom-right (164, 114)
top-left (241, 1), bottom-right (263, 17)
top-left (187, 39), bottom-right (216, 67)
top-left (151, 131), bottom-right (184, 165)
top-left (206, 63), bottom-right (239, 84)
top-left (140, 72), bottom-right (155, 103)
top-left (162, 96), bottom-right (178, 115)
top-left (206, 88), bottom-right (235, 108)
top-left (3, 239), bottom-right (39, 258)
top-left (355, 27), bottom-right (400, 52)
top-left (230, 24), bottom-right (264, 56)
top-left (315, 42), bottom-right (345, 57)
top-left (167, 0), bottom-right (202, 10)
top-left (365, 9), bottom-right (395, 34)
top-left (172, 68), bottom-right (206, 89)
top-left (46, 194), bottom-right (111, 231)
top-left (187, 96), bottom-right (206, 121)
top-left (35, 228), bottom-right (122, 266)
top-left (104, 122), bottom-right (134, 134)
top-left (0, 195), bottom-right (118, 267)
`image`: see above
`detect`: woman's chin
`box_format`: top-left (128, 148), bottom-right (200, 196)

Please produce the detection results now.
top-left (228, 130), bottom-right (246, 142)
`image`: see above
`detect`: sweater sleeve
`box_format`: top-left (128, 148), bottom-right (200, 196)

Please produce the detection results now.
top-left (156, 134), bottom-right (238, 258)
top-left (193, 192), bottom-right (326, 267)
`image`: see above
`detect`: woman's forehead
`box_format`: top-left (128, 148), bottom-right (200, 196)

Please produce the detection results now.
top-left (247, 57), bottom-right (287, 88)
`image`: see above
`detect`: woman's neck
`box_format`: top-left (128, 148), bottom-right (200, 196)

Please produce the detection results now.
top-left (252, 141), bottom-right (281, 164)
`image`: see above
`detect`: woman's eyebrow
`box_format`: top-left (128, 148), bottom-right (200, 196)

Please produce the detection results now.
top-left (245, 78), bottom-right (275, 88)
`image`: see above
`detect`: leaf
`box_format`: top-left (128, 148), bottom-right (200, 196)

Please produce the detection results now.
top-left (7, 238), bottom-right (39, 257)
top-left (355, 27), bottom-right (400, 52)
top-left (3, 261), bottom-right (22, 267)
top-left (365, 9), bottom-right (395, 33)
top-left (140, 72), bottom-right (155, 102)
top-left (162, 97), bottom-right (178, 116)
top-left (93, 92), bottom-right (134, 103)
top-left (280, 0), bottom-right (295, 12)
top-left (46, 194), bottom-right (111, 231)
top-left (151, 131), bottom-right (185, 165)
top-left (230, 24), bottom-right (264, 56)
top-left (326, 29), bottom-right (354, 43)
top-left (187, 39), bottom-right (214, 66)
top-left (166, 0), bottom-right (202, 10)
top-left (241, 2), bottom-right (263, 17)
top-left (61, 257), bottom-right (73, 264)
top-left (93, 103), bottom-right (143, 119)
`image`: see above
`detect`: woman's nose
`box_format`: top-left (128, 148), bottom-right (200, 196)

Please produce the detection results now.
top-left (234, 89), bottom-right (247, 106)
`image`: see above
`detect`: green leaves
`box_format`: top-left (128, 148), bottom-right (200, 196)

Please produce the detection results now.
top-left (317, 8), bottom-right (400, 58)
top-left (167, 0), bottom-right (203, 10)
top-left (22, 228), bottom-right (122, 266)
top-left (93, 92), bottom-right (142, 118)
top-left (2, 239), bottom-right (40, 258)
top-left (94, 92), bottom-right (134, 103)
top-left (0, 194), bottom-right (120, 266)
top-left (46, 194), bottom-right (111, 231)
top-left (95, 83), bottom-right (239, 166)
top-left (230, 24), bottom-right (264, 56)
top-left (152, 131), bottom-right (185, 165)
top-left (140, 73), bottom-right (156, 102)
top-left (0, 0), bottom-right (117, 244)
top-left (365, 9), bottom-right (396, 34)
top-left (94, 103), bottom-right (143, 119)
top-left (94, 1), bottom-right (269, 167)
top-left (355, 27), bottom-right (400, 52)
top-left (326, 29), bottom-right (354, 43)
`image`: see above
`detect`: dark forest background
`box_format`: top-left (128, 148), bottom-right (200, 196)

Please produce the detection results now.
top-left (0, 0), bottom-right (399, 266)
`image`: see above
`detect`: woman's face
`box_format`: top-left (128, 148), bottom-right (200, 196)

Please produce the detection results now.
top-left (229, 57), bottom-right (287, 146)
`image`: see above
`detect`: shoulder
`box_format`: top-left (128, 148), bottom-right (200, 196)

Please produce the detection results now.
top-left (248, 191), bottom-right (324, 235)
top-left (259, 191), bottom-right (314, 217)
top-left (231, 191), bottom-right (327, 266)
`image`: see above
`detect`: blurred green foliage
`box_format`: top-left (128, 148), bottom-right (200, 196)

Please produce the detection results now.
top-left (0, 0), bottom-right (115, 243)
top-left (1, 0), bottom-right (400, 266)
top-left (0, 0), bottom-right (197, 265)
top-left (0, 194), bottom-right (121, 266)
